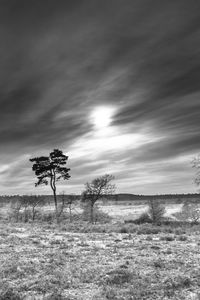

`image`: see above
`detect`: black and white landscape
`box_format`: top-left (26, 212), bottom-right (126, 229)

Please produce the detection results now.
top-left (0, 1), bottom-right (200, 299)
top-left (0, 0), bottom-right (200, 194)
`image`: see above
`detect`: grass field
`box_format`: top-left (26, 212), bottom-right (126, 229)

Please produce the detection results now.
top-left (0, 201), bottom-right (200, 299)
top-left (1, 201), bottom-right (183, 222)
top-left (1, 220), bottom-right (200, 299)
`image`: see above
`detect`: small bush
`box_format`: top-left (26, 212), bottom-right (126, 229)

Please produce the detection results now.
top-left (174, 228), bottom-right (186, 235)
top-left (120, 227), bottom-right (129, 233)
top-left (41, 212), bottom-right (56, 223)
top-left (94, 209), bottom-right (112, 224)
top-left (81, 204), bottom-right (112, 224)
top-left (137, 226), bottom-right (160, 235)
top-left (103, 268), bottom-right (133, 285)
top-left (101, 286), bottom-right (118, 300)
top-left (176, 202), bottom-right (200, 224)
top-left (45, 291), bottom-right (70, 300)
top-left (154, 259), bottom-right (165, 268)
top-left (164, 275), bottom-right (192, 291)
top-left (177, 235), bottom-right (188, 241)
top-left (132, 212), bottom-right (152, 224)
top-left (148, 200), bottom-right (165, 224)
top-left (160, 235), bottom-right (175, 241)
top-left (0, 287), bottom-right (22, 300)
top-left (118, 224), bottom-right (138, 234)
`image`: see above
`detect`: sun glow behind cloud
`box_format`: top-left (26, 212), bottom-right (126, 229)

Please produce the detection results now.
top-left (70, 106), bottom-right (148, 159)
top-left (64, 121), bottom-right (170, 194)
top-left (90, 106), bottom-right (115, 129)
top-left (68, 110), bottom-right (160, 163)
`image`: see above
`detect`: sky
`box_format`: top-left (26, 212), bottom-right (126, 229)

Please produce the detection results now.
top-left (0, 0), bottom-right (200, 195)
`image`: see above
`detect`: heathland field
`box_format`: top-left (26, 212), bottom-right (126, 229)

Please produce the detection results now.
top-left (0, 199), bottom-right (200, 300)
top-left (100, 203), bottom-right (183, 221)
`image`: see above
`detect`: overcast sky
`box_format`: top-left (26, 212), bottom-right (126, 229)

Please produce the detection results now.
top-left (0, 0), bottom-right (200, 195)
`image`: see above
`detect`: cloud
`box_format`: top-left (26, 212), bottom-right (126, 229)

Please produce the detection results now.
top-left (0, 0), bottom-right (200, 194)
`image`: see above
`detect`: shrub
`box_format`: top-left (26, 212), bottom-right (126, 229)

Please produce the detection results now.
top-left (103, 268), bottom-right (133, 285)
top-left (41, 212), bottom-right (56, 223)
top-left (120, 227), bottom-right (129, 233)
top-left (8, 195), bottom-right (44, 223)
top-left (164, 275), bottom-right (192, 291)
top-left (177, 235), bottom-right (188, 241)
top-left (131, 212), bottom-right (152, 224)
top-left (160, 235), bottom-right (175, 241)
top-left (148, 200), bottom-right (165, 224)
top-left (101, 286), bottom-right (118, 300)
top-left (45, 291), bottom-right (70, 300)
top-left (176, 202), bottom-right (200, 224)
top-left (0, 287), bottom-right (22, 300)
top-left (154, 259), bottom-right (165, 268)
top-left (118, 224), bottom-right (138, 234)
top-left (174, 228), bottom-right (186, 235)
top-left (81, 204), bottom-right (112, 224)
top-left (137, 226), bottom-right (160, 235)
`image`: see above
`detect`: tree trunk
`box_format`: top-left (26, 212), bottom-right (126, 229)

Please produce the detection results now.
top-left (32, 206), bottom-right (35, 221)
top-left (50, 171), bottom-right (58, 222)
top-left (53, 189), bottom-right (58, 221)
top-left (90, 203), bottom-right (94, 223)
top-left (69, 203), bottom-right (72, 223)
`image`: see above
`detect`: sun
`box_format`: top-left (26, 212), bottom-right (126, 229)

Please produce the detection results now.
top-left (91, 106), bottom-right (114, 129)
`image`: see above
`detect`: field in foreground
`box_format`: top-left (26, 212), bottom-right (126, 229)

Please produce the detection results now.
top-left (0, 221), bottom-right (200, 300)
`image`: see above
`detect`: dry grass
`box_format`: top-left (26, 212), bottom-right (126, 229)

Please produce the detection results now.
top-left (0, 220), bottom-right (200, 299)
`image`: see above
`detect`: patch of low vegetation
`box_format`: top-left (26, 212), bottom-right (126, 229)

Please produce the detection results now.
top-left (174, 202), bottom-right (200, 225)
top-left (81, 203), bottom-right (112, 224)
top-left (1, 194), bottom-right (200, 299)
top-left (126, 212), bottom-right (152, 224)
top-left (101, 268), bottom-right (134, 285)
top-left (124, 199), bottom-right (166, 226)
top-left (0, 219), bottom-right (199, 299)
top-left (0, 286), bottom-right (22, 300)
top-left (148, 199), bottom-right (166, 224)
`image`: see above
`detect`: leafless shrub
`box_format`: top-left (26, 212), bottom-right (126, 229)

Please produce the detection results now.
top-left (148, 199), bottom-right (165, 224)
top-left (176, 201), bottom-right (200, 224)
top-left (57, 194), bottom-right (77, 222)
top-left (9, 195), bottom-right (44, 222)
top-left (130, 212), bottom-right (152, 224)
top-left (81, 203), bottom-right (111, 224)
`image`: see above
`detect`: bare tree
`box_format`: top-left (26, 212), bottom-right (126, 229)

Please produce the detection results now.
top-left (66, 194), bottom-right (76, 223)
top-left (193, 155), bottom-right (200, 188)
top-left (57, 193), bottom-right (76, 222)
top-left (10, 195), bottom-right (44, 222)
top-left (28, 195), bottom-right (44, 221)
top-left (10, 197), bottom-right (23, 222)
top-left (81, 174), bottom-right (115, 223)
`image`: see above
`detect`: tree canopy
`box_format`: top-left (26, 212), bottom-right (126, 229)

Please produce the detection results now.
top-left (81, 174), bottom-right (115, 222)
top-left (30, 149), bottom-right (70, 217)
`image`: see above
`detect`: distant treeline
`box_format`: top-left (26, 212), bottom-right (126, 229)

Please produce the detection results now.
top-left (0, 194), bottom-right (80, 205)
top-left (0, 193), bottom-right (199, 204)
top-left (113, 193), bottom-right (200, 200)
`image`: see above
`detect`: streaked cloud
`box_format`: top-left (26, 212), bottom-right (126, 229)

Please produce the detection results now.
top-left (0, 0), bottom-right (200, 194)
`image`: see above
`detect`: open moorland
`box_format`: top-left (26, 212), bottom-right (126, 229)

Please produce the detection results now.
top-left (0, 198), bottom-right (200, 300)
